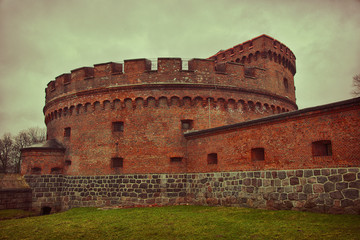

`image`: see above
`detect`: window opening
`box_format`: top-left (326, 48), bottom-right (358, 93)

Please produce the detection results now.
top-left (283, 78), bottom-right (289, 92)
top-left (65, 160), bottom-right (72, 166)
top-left (112, 121), bottom-right (124, 132)
top-left (111, 157), bottom-right (124, 168)
top-left (51, 167), bottom-right (62, 174)
top-left (251, 148), bottom-right (265, 161)
top-left (181, 119), bottom-right (194, 131)
top-left (207, 153), bottom-right (218, 164)
top-left (312, 140), bottom-right (332, 156)
top-left (31, 167), bottom-right (41, 175)
top-left (170, 157), bottom-right (183, 162)
top-left (64, 127), bottom-right (71, 137)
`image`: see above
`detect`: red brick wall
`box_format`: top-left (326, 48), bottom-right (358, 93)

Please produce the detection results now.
top-left (208, 35), bottom-right (296, 103)
top-left (41, 54), bottom-right (297, 175)
top-left (21, 150), bottom-right (65, 175)
top-left (185, 101), bottom-right (360, 172)
top-left (24, 35), bottom-right (301, 175)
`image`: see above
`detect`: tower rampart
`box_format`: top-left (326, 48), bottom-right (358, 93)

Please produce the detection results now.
top-left (27, 35), bottom-right (298, 175)
top-left (39, 53), bottom-right (297, 175)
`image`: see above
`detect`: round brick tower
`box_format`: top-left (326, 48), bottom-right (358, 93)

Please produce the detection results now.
top-left (21, 35), bottom-right (297, 175)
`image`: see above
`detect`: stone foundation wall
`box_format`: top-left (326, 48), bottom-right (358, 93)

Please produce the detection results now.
top-left (24, 174), bottom-right (187, 212)
top-left (24, 167), bottom-right (360, 214)
top-left (60, 174), bottom-right (187, 209)
top-left (0, 189), bottom-right (32, 211)
top-left (187, 168), bottom-right (360, 214)
top-left (24, 175), bottom-right (64, 213)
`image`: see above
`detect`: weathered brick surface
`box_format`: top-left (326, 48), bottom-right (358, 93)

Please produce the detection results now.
top-left (0, 189), bottom-right (32, 211)
top-left (21, 35), bottom-right (299, 176)
top-left (24, 168), bottom-right (360, 214)
top-left (185, 101), bottom-right (360, 172)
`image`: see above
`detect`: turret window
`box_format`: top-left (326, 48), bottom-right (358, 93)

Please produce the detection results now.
top-left (64, 127), bottom-right (71, 137)
top-left (283, 78), bottom-right (289, 92)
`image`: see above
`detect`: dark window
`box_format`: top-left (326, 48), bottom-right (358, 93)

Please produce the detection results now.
top-left (112, 121), bottom-right (124, 132)
top-left (245, 68), bottom-right (255, 78)
top-left (312, 140), bottom-right (332, 156)
top-left (249, 41), bottom-right (253, 48)
top-left (251, 148), bottom-right (265, 161)
top-left (31, 167), bottom-right (41, 175)
top-left (51, 167), bottom-right (62, 174)
top-left (111, 157), bottom-right (123, 168)
top-left (181, 119), bottom-right (194, 131)
top-left (65, 160), bottom-right (72, 166)
top-left (64, 127), bottom-right (71, 137)
top-left (207, 153), bottom-right (218, 164)
top-left (283, 78), bottom-right (289, 92)
top-left (170, 157), bottom-right (183, 162)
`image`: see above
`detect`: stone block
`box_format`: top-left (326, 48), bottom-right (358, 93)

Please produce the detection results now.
top-left (290, 177), bottom-right (299, 185)
top-left (349, 180), bottom-right (360, 189)
top-left (328, 175), bottom-right (342, 183)
top-left (343, 173), bottom-right (356, 182)
top-left (304, 170), bottom-right (313, 177)
top-left (342, 189), bottom-right (359, 200)
top-left (330, 191), bottom-right (344, 199)
top-left (304, 184), bottom-right (313, 194)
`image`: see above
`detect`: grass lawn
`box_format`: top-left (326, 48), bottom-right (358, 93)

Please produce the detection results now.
top-left (0, 206), bottom-right (359, 240)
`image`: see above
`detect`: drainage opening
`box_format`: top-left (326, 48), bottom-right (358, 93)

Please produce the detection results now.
top-left (41, 206), bottom-right (52, 215)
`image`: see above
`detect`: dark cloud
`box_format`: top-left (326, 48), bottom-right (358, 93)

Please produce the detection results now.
top-left (0, 0), bottom-right (359, 135)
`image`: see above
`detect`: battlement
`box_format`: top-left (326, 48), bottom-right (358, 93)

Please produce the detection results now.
top-left (208, 34), bottom-right (296, 75)
top-left (45, 58), bottom-right (274, 104)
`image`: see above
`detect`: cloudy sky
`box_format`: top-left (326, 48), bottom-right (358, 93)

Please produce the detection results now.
top-left (1, 0), bottom-right (359, 136)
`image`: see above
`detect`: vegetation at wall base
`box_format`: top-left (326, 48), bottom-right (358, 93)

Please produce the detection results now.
top-left (0, 209), bottom-right (36, 221)
top-left (1, 206), bottom-right (359, 240)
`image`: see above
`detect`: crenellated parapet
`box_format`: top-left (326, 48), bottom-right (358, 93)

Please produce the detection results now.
top-left (46, 58), bottom-right (247, 103)
top-left (208, 34), bottom-right (296, 75)
top-left (45, 56), bottom-right (296, 111)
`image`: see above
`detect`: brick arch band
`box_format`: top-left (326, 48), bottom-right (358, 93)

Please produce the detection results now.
top-left (45, 96), bottom-right (290, 124)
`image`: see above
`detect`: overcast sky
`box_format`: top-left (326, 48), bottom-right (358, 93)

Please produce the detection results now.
top-left (0, 0), bottom-right (359, 136)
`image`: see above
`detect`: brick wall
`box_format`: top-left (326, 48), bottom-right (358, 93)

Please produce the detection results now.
top-left (185, 99), bottom-right (360, 172)
top-left (0, 189), bottom-right (32, 211)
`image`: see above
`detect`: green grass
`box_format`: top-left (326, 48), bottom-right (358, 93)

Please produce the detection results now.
top-left (0, 206), bottom-right (359, 240)
top-left (0, 209), bottom-right (36, 221)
